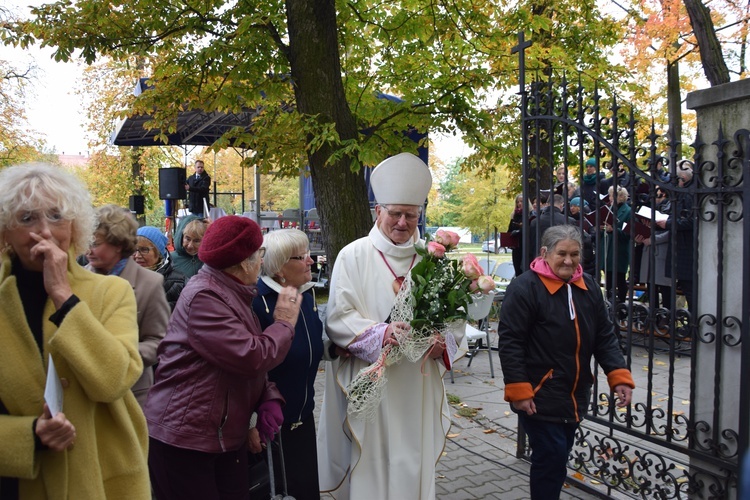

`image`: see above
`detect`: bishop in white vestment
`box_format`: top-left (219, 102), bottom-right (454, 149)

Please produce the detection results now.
top-left (317, 153), bottom-right (463, 500)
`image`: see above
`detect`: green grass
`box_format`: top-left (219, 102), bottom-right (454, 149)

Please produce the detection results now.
top-left (457, 406), bottom-right (478, 418)
top-left (314, 287), bottom-right (329, 304)
top-left (450, 245), bottom-right (513, 265)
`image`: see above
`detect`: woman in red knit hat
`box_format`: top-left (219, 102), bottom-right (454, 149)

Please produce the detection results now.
top-left (144, 216), bottom-right (302, 499)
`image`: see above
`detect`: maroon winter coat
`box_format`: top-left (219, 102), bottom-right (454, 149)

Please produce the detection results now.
top-left (144, 264), bottom-right (294, 453)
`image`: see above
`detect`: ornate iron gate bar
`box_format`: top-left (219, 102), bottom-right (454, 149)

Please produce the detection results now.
top-left (512, 33), bottom-right (746, 499)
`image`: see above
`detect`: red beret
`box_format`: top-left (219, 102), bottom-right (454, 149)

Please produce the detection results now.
top-left (198, 216), bottom-right (263, 269)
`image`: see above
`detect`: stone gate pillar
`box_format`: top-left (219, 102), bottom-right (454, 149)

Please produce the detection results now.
top-left (686, 78), bottom-right (750, 499)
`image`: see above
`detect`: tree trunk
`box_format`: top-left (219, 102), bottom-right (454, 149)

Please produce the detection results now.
top-left (131, 146), bottom-right (145, 225)
top-left (682, 0), bottom-right (730, 86)
top-left (285, 0), bottom-right (372, 265)
top-left (527, 3), bottom-right (554, 195)
top-left (667, 59), bottom-right (682, 156)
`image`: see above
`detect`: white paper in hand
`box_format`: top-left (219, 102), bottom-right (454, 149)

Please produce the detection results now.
top-left (44, 355), bottom-right (64, 417)
top-left (636, 205), bottom-right (669, 222)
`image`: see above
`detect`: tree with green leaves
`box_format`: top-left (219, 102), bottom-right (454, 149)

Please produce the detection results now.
top-left (427, 156), bottom-right (515, 242)
top-left (453, 162), bottom-right (515, 239)
top-left (614, 0), bottom-right (741, 160)
top-left (0, 46), bottom-right (47, 165)
top-left (3, 0), bottom-right (637, 260)
top-left (1, 0), bottom-right (488, 260)
top-left (427, 159), bottom-right (465, 228)
top-left (0, 59), bottom-right (46, 167)
top-left (459, 0), bottom-right (630, 194)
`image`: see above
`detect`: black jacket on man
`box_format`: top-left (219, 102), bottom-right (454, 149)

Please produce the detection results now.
top-left (186, 172), bottom-right (211, 214)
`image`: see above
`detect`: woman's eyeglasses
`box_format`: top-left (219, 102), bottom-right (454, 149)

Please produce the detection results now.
top-left (134, 246), bottom-right (152, 255)
top-left (289, 252), bottom-right (310, 261)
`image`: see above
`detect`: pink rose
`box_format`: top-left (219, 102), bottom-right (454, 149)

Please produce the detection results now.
top-left (469, 279), bottom-right (479, 292)
top-left (435, 229), bottom-right (460, 249)
top-left (462, 253), bottom-right (483, 280)
top-left (476, 275), bottom-right (495, 293)
top-left (427, 241), bottom-right (446, 258)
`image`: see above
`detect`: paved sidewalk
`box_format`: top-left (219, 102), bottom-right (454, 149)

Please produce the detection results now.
top-left (435, 352), bottom-right (600, 499)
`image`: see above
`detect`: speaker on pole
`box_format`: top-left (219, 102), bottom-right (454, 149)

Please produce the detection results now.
top-left (159, 168), bottom-right (187, 200)
top-left (129, 195), bottom-right (145, 215)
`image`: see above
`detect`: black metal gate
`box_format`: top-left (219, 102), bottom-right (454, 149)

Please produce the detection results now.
top-left (514, 34), bottom-right (749, 498)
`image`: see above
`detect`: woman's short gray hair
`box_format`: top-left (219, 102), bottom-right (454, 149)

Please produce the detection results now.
top-left (94, 204), bottom-right (139, 257)
top-left (541, 225), bottom-right (583, 253)
top-left (608, 185), bottom-right (628, 203)
top-left (261, 229), bottom-right (310, 278)
top-left (0, 163), bottom-right (96, 255)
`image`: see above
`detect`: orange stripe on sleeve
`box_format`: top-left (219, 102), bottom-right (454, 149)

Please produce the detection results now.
top-left (571, 306), bottom-right (582, 421)
top-left (504, 382), bottom-right (534, 402)
top-left (607, 368), bottom-right (635, 389)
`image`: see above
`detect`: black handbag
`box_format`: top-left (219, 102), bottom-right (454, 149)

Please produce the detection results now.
top-left (248, 452), bottom-right (270, 496)
top-left (267, 434), bottom-right (295, 500)
top-left (248, 434), bottom-right (295, 500)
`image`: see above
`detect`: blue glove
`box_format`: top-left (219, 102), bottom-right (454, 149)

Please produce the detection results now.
top-left (256, 400), bottom-right (284, 443)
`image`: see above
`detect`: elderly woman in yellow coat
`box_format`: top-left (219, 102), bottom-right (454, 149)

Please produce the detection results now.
top-left (0, 164), bottom-right (150, 499)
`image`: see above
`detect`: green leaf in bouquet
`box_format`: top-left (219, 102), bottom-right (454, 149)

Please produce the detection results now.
top-left (447, 289), bottom-right (459, 308)
top-left (415, 274), bottom-right (428, 287)
top-left (411, 318), bottom-right (429, 329)
top-left (411, 258), bottom-right (429, 274)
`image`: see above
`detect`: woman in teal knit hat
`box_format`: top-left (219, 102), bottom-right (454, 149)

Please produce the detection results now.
top-left (580, 157), bottom-right (605, 208)
top-left (135, 226), bottom-right (186, 312)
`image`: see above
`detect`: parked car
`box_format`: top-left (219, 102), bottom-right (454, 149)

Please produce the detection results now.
top-left (481, 240), bottom-right (510, 254)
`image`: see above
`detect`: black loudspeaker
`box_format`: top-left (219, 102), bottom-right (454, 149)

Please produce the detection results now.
top-left (159, 168), bottom-right (187, 200)
top-left (129, 195), bottom-right (145, 214)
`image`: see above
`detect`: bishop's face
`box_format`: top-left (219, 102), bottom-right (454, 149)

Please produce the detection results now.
top-left (376, 204), bottom-right (420, 245)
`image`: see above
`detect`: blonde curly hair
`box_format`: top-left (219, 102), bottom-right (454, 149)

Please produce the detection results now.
top-left (93, 204), bottom-right (139, 257)
top-left (0, 163), bottom-right (96, 255)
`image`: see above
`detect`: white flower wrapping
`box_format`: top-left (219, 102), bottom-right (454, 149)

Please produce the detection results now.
top-left (345, 277), bottom-right (463, 421)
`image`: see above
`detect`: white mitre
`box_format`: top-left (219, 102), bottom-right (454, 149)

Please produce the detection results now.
top-left (370, 153), bottom-right (432, 206)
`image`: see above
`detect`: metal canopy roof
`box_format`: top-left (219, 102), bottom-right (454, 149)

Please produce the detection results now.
top-left (109, 79), bottom-right (260, 147)
top-left (108, 81), bottom-right (424, 160)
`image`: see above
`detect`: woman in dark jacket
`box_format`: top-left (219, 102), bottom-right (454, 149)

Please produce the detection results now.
top-left (497, 224), bottom-right (635, 500)
top-left (145, 216), bottom-right (302, 500)
top-left (508, 194), bottom-right (528, 276)
top-left (252, 229), bottom-right (325, 500)
top-left (134, 225), bottom-right (186, 311)
top-left (599, 185), bottom-right (632, 305)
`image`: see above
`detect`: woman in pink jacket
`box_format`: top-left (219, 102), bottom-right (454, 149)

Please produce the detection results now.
top-left (145, 216), bottom-right (301, 499)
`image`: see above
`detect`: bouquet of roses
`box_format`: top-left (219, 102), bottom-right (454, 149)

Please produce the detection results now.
top-left (346, 229), bottom-right (495, 420)
top-left (410, 230), bottom-right (495, 328)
